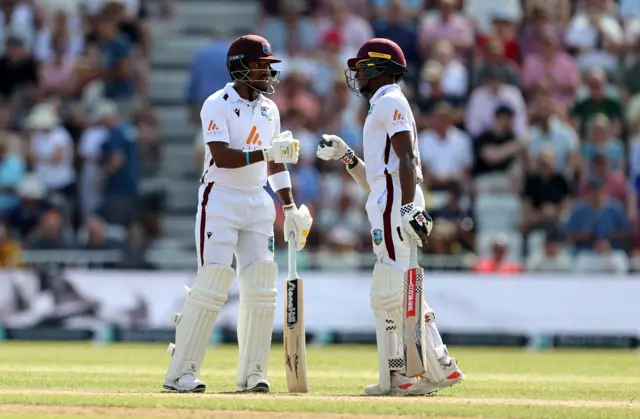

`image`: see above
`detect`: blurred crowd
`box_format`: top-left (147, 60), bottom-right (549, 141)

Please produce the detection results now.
top-left (0, 0), bottom-right (169, 268)
top-left (227, 0), bottom-right (640, 274)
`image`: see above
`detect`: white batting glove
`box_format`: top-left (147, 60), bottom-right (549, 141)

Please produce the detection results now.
top-left (317, 134), bottom-right (355, 165)
top-left (399, 203), bottom-right (433, 248)
top-left (263, 131), bottom-right (300, 164)
top-left (283, 204), bottom-right (313, 251)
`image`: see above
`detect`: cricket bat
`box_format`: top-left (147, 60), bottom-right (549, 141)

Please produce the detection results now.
top-left (284, 233), bottom-right (309, 393)
top-left (403, 238), bottom-right (427, 378)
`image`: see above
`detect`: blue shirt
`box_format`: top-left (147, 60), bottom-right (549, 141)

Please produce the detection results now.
top-left (373, 24), bottom-right (420, 68)
top-left (0, 153), bottom-right (25, 214)
top-left (185, 41), bottom-right (230, 106)
top-left (581, 139), bottom-right (625, 172)
top-left (563, 200), bottom-right (632, 251)
top-left (101, 123), bottom-right (139, 196)
top-left (100, 35), bottom-right (135, 99)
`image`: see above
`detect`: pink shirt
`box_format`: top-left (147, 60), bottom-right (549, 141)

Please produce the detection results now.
top-left (521, 52), bottom-right (581, 107)
top-left (418, 15), bottom-right (474, 50)
top-left (465, 85), bottom-right (529, 138)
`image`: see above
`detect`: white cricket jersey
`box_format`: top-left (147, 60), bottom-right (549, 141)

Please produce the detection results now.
top-left (199, 82), bottom-right (280, 191)
top-left (363, 84), bottom-right (421, 187)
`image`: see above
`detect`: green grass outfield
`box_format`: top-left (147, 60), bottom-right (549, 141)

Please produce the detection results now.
top-left (0, 342), bottom-right (638, 418)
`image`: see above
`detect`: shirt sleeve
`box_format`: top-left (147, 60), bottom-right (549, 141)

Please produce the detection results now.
top-left (377, 96), bottom-right (412, 138)
top-left (200, 98), bottom-right (230, 144)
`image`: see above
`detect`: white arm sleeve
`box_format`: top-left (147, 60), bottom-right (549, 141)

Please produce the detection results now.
top-left (200, 99), bottom-right (230, 145)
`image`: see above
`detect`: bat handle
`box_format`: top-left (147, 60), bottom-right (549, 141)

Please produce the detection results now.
top-left (409, 238), bottom-right (418, 268)
top-left (288, 232), bottom-right (298, 280)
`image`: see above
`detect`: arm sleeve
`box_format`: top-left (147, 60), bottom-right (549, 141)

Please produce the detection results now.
top-left (378, 96), bottom-right (412, 138)
top-left (200, 98), bottom-right (230, 145)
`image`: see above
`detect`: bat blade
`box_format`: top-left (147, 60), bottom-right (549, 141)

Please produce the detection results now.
top-left (404, 265), bottom-right (427, 378)
top-left (284, 278), bottom-right (309, 393)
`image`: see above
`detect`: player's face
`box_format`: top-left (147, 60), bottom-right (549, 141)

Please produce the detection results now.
top-left (345, 60), bottom-right (371, 97)
top-left (247, 60), bottom-right (277, 92)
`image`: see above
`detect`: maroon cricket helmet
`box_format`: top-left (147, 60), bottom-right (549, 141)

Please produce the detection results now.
top-left (227, 34), bottom-right (281, 94)
top-left (345, 38), bottom-right (407, 97)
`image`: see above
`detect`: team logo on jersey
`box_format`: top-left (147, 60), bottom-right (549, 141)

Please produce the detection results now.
top-left (268, 235), bottom-right (274, 253)
top-left (392, 109), bottom-right (405, 122)
top-left (261, 106), bottom-right (273, 121)
top-left (262, 42), bottom-right (272, 55)
top-left (372, 229), bottom-right (383, 246)
top-left (368, 105), bottom-right (375, 115)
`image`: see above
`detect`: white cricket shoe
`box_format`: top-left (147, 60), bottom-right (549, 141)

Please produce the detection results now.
top-left (365, 372), bottom-right (418, 396)
top-left (163, 374), bottom-right (206, 393)
top-left (409, 358), bottom-right (465, 396)
top-left (241, 374), bottom-right (270, 393)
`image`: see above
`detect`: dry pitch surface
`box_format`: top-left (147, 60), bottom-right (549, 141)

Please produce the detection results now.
top-left (0, 342), bottom-right (638, 418)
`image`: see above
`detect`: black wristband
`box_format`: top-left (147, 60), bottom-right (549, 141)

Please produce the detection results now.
top-left (347, 154), bottom-right (359, 170)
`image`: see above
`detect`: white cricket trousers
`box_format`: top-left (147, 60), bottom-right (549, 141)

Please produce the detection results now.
top-left (365, 175), bottom-right (425, 271)
top-left (195, 183), bottom-right (276, 273)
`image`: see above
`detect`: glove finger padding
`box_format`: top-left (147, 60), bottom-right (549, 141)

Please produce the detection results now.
top-left (399, 203), bottom-right (432, 248)
top-left (283, 204), bottom-right (314, 251)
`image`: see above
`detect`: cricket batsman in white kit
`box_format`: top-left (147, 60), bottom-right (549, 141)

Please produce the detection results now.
top-left (163, 34), bottom-right (313, 393)
top-left (317, 38), bottom-right (465, 396)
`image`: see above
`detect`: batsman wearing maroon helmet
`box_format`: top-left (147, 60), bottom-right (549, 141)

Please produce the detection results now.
top-left (317, 38), bottom-right (465, 396)
top-left (162, 34), bottom-right (313, 394)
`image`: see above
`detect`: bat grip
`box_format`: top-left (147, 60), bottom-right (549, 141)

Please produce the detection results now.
top-left (288, 232), bottom-right (298, 280)
top-left (409, 238), bottom-right (418, 268)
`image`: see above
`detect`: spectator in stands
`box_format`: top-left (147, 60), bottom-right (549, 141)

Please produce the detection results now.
top-left (39, 33), bottom-right (76, 98)
top-left (78, 103), bottom-right (109, 221)
top-left (26, 103), bottom-right (76, 207)
top-left (0, 137), bottom-right (26, 215)
top-left (519, 150), bottom-right (571, 235)
top-left (475, 10), bottom-right (521, 65)
top-left (95, 11), bottom-right (136, 115)
top-left (372, 0), bottom-right (420, 77)
top-left (373, 0), bottom-right (421, 21)
top-left (81, 215), bottom-right (121, 250)
top-left (273, 70), bottom-right (320, 125)
top-left (419, 102), bottom-right (472, 191)
top-left (430, 182), bottom-right (475, 254)
top-left (0, 222), bottom-right (20, 267)
top-left (33, 8), bottom-right (84, 62)
top-left (465, 66), bottom-right (528, 138)
top-left (463, 0), bottom-right (522, 36)
top-left (472, 38), bottom-right (519, 88)
top-left (525, 229), bottom-right (572, 272)
top-left (0, 101), bottom-right (21, 152)
top-left (417, 60), bottom-right (465, 123)
top-left (431, 39), bottom-right (468, 98)
top-left (472, 233), bottom-right (523, 273)
top-left (565, 0), bottom-right (624, 76)
top-left (24, 208), bottom-right (74, 249)
top-left (0, 34), bottom-right (38, 100)
top-left (98, 100), bottom-right (140, 228)
top-left (184, 30), bottom-right (230, 123)
top-left (518, 5), bottom-right (565, 56)
top-left (3, 174), bottom-right (52, 240)
top-left (526, 91), bottom-right (580, 178)
top-left (580, 152), bottom-right (626, 204)
top-left (521, 26), bottom-right (580, 108)
top-left (581, 113), bottom-right (625, 174)
top-left (472, 105), bottom-right (526, 176)
top-left (563, 176), bottom-right (632, 253)
top-left (571, 68), bottom-right (623, 137)
top-left (0, 0), bottom-right (36, 54)
top-left (418, 0), bottom-right (474, 62)
top-left (259, 0), bottom-right (318, 60)
top-left (575, 237), bottom-right (629, 274)
top-left (317, 0), bottom-right (373, 53)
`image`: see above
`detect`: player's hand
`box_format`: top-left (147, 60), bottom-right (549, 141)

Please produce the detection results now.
top-left (283, 204), bottom-right (313, 251)
top-left (264, 131), bottom-right (300, 164)
top-left (399, 203), bottom-right (433, 248)
top-left (317, 134), bottom-right (354, 164)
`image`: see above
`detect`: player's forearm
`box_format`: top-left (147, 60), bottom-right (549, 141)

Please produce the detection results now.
top-left (208, 144), bottom-right (264, 169)
top-left (398, 157), bottom-right (417, 206)
top-left (276, 188), bottom-right (294, 206)
top-left (345, 156), bottom-right (370, 192)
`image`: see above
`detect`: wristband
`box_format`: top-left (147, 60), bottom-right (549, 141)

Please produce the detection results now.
top-left (245, 151), bottom-right (251, 166)
top-left (268, 170), bottom-right (292, 192)
top-left (341, 149), bottom-right (355, 165)
top-left (400, 202), bottom-right (415, 216)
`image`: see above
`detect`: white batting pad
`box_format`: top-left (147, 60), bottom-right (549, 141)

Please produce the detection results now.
top-left (236, 261), bottom-right (278, 390)
top-left (370, 262), bottom-right (405, 394)
top-left (422, 302), bottom-right (446, 384)
top-left (165, 264), bottom-right (235, 382)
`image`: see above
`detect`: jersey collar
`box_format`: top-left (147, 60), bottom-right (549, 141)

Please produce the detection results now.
top-left (223, 82), bottom-right (263, 105)
top-left (369, 83), bottom-right (399, 104)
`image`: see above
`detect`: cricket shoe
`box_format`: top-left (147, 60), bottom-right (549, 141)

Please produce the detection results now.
top-left (365, 372), bottom-right (418, 396)
top-left (163, 374), bottom-right (206, 393)
top-left (409, 358), bottom-right (465, 396)
top-left (238, 374), bottom-right (270, 393)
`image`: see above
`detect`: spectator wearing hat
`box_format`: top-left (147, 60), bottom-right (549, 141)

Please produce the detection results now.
top-left (0, 137), bottom-right (26, 215)
top-left (521, 26), bottom-right (580, 108)
top-left (0, 34), bottom-right (38, 100)
top-left (98, 100), bottom-right (141, 228)
top-left (472, 105), bottom-right (527, 176)
top-left (465, 66), bottom-right (528, 138)
top-left (563, 176), bottom-right (633, 253)
top-left (3, 174), bottom-right (53, 240)
top-left (472, 233), bottom-right (523, 273)
top-left (26, 103), bottom-right (76, 203)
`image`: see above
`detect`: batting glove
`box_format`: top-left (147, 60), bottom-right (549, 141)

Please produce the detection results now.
top-left (317, 134), bottom-right (355, 165)
top-left (263, 131), bottom-right (300, 164)
top-left (283, 204), bottom-right (313, 251)
top-left (399, 203), bottom-right (433, 248)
